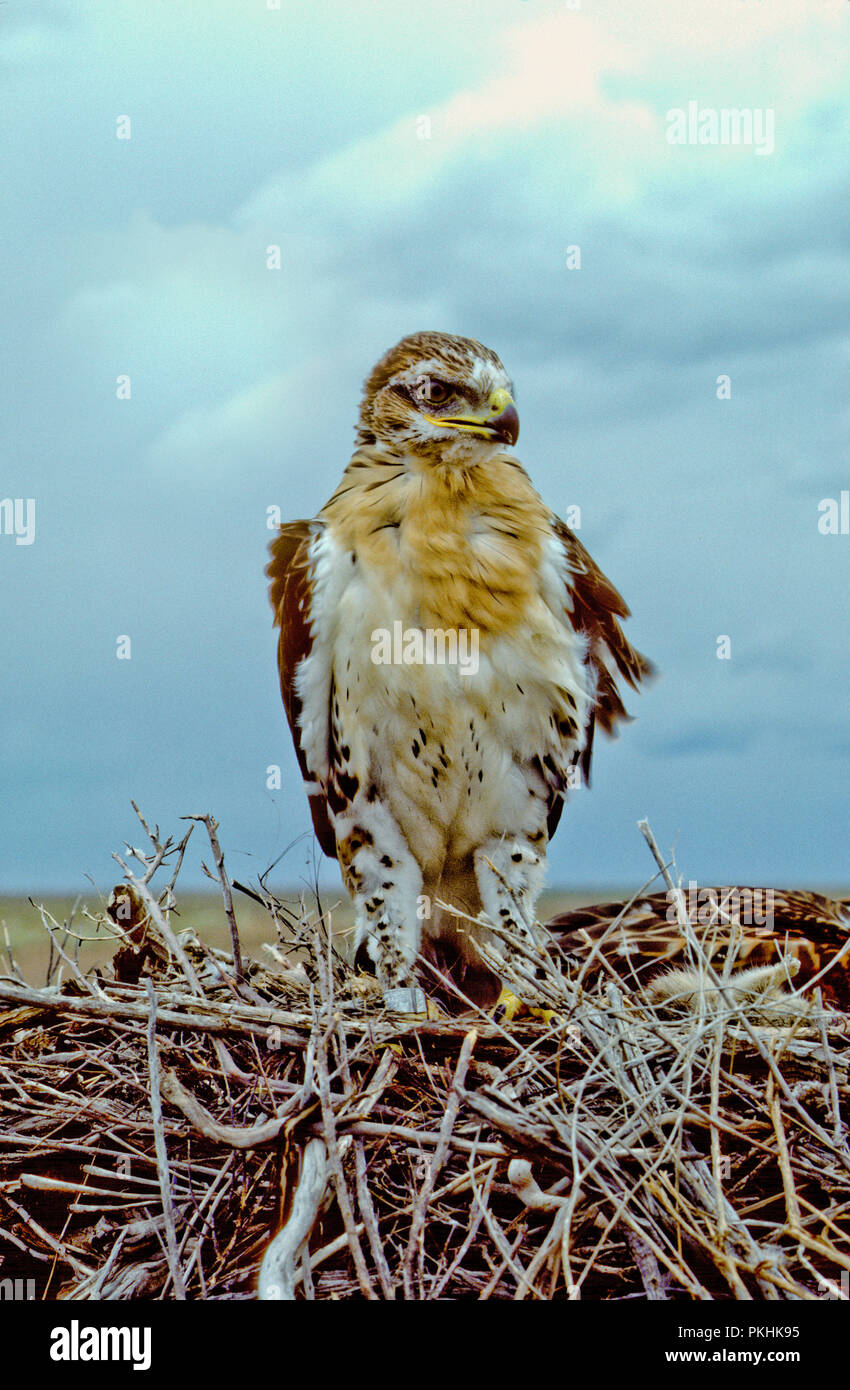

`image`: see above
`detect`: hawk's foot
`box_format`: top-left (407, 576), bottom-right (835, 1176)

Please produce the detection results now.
top-left (492, 986), bottom-right (558, 1027)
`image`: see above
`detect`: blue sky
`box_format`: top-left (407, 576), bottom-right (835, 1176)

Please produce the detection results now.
top-left (1, 0), bottom-right (848, 896)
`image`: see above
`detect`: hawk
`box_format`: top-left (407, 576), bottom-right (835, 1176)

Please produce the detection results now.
top-left (267, 332), bottom-right (653, 1013)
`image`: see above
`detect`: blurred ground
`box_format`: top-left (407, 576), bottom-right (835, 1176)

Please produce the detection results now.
top-left (1, 888), bottom-right (613, 985)
top-left (5, 884), bottom-right (847, 987)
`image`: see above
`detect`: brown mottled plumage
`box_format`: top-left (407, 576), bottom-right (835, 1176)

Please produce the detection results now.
top-left (549, 888), bottom-right (850, 1013)
top-left (267, 332), bottom-right (654, 1012)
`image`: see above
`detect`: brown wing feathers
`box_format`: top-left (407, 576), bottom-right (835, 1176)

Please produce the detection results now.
top-left (266, 523), bottom-right (337, 858)
top-left (555, 517), bottom-right (655, 785)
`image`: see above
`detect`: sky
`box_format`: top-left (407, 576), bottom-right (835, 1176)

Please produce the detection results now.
top-left (1, 0), bottom-right (848, 900)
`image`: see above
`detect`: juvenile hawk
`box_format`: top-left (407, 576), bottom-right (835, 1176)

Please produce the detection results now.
top-left (267, 332), bottom-right (653, 1013)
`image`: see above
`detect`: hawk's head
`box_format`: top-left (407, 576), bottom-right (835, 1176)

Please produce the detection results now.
top-left (356, 331), bottom-right (519, 461)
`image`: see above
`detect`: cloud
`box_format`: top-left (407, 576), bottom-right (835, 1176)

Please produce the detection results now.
top-left (147, 364), bottom-right (326, 477)
top-left (2, 0), bottom-right (849, 889)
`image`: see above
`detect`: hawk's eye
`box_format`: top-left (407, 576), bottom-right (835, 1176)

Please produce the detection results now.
top-left (413, 377), bottom-right (451, 406)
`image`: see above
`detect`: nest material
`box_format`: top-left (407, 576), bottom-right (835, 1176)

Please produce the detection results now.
top-left (1, 813), bottom-right (849, 1301)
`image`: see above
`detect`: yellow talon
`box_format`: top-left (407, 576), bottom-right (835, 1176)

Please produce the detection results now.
top-left (492, 987), bottom-right (557, 1026)
top-left (492, 987), bottom-right (526, 1024)
top-left (529, 1006), bottom-right (558, 1025)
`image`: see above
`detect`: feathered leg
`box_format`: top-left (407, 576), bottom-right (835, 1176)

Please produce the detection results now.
top-left (335, 797), bottom-right (425, 1012)
top-left (474, 835), bottom-right (557, 1021)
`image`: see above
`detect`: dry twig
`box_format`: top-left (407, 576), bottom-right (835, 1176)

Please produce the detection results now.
top-left (0, 810), bottom-right (846, 1301)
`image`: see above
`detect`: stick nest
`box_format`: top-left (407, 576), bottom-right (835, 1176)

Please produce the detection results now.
top-left (1, 810), bottom-right (848, 1301)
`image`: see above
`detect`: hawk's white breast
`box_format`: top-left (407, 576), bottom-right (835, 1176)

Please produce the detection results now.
top-left (296, 525), bottom-right (593, 875)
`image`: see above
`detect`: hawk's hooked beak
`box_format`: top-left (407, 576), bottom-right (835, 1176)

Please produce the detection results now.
top-left (426, 388), bottom-right (520, 447)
